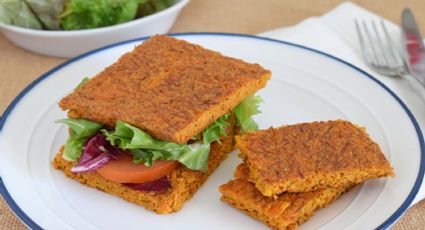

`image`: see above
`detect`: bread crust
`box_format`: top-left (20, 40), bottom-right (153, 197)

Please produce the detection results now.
top-left (60, 35), bottom-right (271, 144)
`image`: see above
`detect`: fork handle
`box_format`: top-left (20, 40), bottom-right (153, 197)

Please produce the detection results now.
top-left (404, 73), bottom-right (425, 101)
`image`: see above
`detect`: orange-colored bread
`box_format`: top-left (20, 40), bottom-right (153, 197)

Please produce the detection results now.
top-left (236, 120), bottom-right (394, 196)
top-left (60, 35), bottom-right (271, 144)
top-left (219, 164), bottom-right (352, 230)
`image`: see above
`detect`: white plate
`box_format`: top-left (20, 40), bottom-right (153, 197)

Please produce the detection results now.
top-left (0, 33), bottom-right (423, 230)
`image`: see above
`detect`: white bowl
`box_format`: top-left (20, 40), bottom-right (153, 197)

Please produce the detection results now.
top-left (0, 0), bottom-right (189, 58)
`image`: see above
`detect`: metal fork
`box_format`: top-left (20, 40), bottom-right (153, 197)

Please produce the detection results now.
top-left (355, 19), bottom-right (408, 77)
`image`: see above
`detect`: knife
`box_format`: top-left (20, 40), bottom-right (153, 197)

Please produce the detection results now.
top-left (401, 8), bottom-right (425, 86)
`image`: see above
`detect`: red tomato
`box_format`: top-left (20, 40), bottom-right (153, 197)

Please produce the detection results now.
top-left (96, 154), bottom-right (178, 183)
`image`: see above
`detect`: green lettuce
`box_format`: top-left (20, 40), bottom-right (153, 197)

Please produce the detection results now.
top-left (59, 0), bottom-right (146, 30)
top-left (130, 143), bottom-right (210, 171)
top-left (102, 121), bottom-right (211, 171)
top-left (56, 118), bottom-right (103, 161)
top-left (0, 0), bottom-right (42, 29)
top-left (26, 0), bottom-right (64, 29)
top-left (0, 0), bottom-right (175, 30)
top-left (137, 0), bottom-right (175, 16)
top-left (202, 114), bottom-right (229, 144)
top-left (76, 77), bottom-right (89, 88)
top-left (234, 95), bottom-right (262, 133)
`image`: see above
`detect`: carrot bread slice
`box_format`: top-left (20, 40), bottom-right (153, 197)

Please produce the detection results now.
top-left (53, 116), bottom-right (237, 214)
top-left (219, 164), bottom-right (353, 230)
top-left (59, 35), bottom-right (271, 144)
top-left (236, 120), bottom-right (394, 196)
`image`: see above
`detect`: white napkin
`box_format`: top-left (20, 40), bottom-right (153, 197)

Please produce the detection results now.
top-left (259, 2), bottom-right (425, 205)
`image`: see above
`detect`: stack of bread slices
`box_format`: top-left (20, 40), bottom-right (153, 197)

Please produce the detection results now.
top-left (220, 120), bottom-right (395, 230)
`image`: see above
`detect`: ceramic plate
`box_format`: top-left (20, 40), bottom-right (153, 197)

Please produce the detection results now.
top-left (0, 33), bottom-right (423, 230)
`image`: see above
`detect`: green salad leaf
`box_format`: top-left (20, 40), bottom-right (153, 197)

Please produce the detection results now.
top-left (0, 0), bottom-right (42, 29)
top-left (131, 149), bottom-right (162, 165)
top-left (26, 0), bottom-right (64, 29)
top-left (59, 0), bottom-right (146, 30)
top-left (130, 143), bottom-right (210, 171)
top-left (102, 121), bottom-right (210, 171)
top-left (137, 0), bottom-right (175, 16)
top-left (76, 77), bottom-right (89, 88)
top-left (56, 118), bottom-right (103, 161)
top-left (202, 114), bottom-right (229, 144)
top-left (175, 143), bottom-right (210, 171)
top-left (0, 0), bottom-right (175, 30)
top-left (234, 95), bottom-right (262, 133)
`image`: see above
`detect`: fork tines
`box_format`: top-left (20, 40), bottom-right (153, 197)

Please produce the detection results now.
top-left (355, 19), bottom-right (406, 76)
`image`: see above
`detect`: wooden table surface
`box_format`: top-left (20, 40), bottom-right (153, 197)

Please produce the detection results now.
top-left (1, 0), bottom-right (424, 229)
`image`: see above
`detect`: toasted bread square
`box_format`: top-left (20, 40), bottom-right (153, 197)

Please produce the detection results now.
top-left (219, 164), bottom-right (352, 230)
top-left (52, 116), bottom-right (237, 214)
top-left (236, 120), bottom-right (394, 196)
top-left (60, 35), bottom-right (271, 144)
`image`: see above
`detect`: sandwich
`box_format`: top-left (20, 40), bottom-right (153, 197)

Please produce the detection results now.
top-left (52, 35), bottom-right (271, 214)
top-left (219, 120), bottom-right (394, 229)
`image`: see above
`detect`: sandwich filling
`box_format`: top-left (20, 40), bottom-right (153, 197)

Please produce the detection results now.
top-left (57, 95), bottom-right (262, 192)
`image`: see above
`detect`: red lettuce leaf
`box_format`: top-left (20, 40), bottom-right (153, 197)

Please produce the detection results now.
top-left (124, 176), bottom-right (171, 192)
top-left (71, 153), bottom-right (111, 173)
top-left (71, 133), bottom-right (123, 173)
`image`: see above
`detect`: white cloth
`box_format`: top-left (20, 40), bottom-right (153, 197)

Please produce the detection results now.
top-left (259, 2), bottom-right (425, 205)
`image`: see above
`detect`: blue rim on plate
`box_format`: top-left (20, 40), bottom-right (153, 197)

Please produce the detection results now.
top-left (0, 32), bottom-right (423, 230)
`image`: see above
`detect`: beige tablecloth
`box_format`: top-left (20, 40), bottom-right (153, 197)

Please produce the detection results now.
top-left (1, 0), bottom-right (425, 229)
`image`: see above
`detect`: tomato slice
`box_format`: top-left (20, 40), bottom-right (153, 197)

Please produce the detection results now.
top-left (96, 154), bottom-right (178, 183)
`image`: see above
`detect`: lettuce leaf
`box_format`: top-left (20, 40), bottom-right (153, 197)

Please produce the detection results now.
top-left (0, 0), bottom-right (175, 30)
top-left (0, 0), bottom-right (42, 29)
top-left (59, 0), bottom-right (146, 30)
top-left (233, 95), bottom-right (262, 133)
top-left (76, 77), bottom-right (89, 88)
top-left (137, 0), bottom-right (175, 16)
top-left (176, 143), bottom-right (210, 171)
top-left (26, 0), bottom-right (64, 29)
top-left (102, 121), bottom-right (211, 171)
top-left (130, 143), bottom-right (210, 171)
top-left (56, 118), bottom-right (103, 161)
top-left (202, 114), bottom-right (229, 144)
